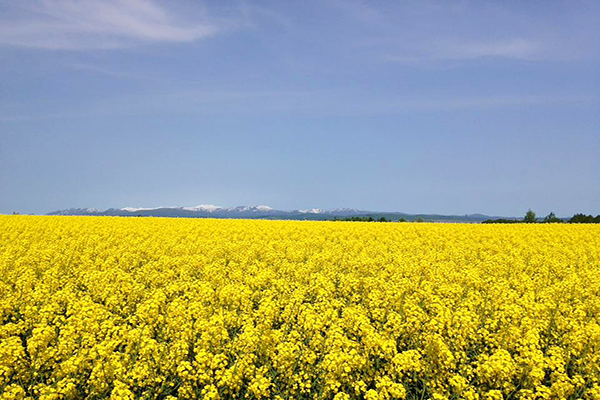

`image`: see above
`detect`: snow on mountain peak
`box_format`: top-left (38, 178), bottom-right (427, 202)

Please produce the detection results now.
top-left (122, 207), bottom-right (160, 212)
top-left (299, 208), bottom-right (322, 214)
top-left (182, 205), bottom-right (223, 212)
top-left (232, 205), bottom-right (274, 212)
top-left (255, 205), bottom-right (273, 211)
top-left (119, 204), bottom-right (274, 213)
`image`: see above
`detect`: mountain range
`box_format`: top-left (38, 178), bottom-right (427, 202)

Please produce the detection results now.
top-left (46, 205), bottom-right (507, 222)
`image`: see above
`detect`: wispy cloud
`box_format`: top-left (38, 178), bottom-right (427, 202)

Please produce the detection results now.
top-left (0, 0), bottom-right (221, 50)
top-left (438, 39), bottom-right (538, 60)
top-left (383, 38), bottom-right (539, 64)
top-left (339, 1), bottom-right (599, 63)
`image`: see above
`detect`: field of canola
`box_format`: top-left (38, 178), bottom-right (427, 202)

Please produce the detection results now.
top-left (1, 216), bottom-right (600, 400)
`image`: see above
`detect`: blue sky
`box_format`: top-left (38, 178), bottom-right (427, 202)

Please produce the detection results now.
top-left (0, 0), bottom-right (598, 217)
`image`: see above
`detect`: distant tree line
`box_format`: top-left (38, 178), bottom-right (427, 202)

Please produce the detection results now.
top-left (480, 218), bottom-right (521, 224)
top-left (482, 210), bottom-right (600, 224)
top-left (333, 216), bottom-right (400, 222)
top-left (569, 213), bottom-right (600, 223)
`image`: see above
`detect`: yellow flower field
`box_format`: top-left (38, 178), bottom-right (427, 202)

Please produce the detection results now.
top-left (1, 216), bottom-right (600, 400)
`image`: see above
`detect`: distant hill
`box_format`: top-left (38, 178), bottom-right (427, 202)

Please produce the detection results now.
top-left (46, 205), bottom-right (508, 223)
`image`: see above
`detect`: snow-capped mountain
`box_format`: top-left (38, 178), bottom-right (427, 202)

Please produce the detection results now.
top-left (48, 205), bottom-right (288, 218)
top-left (121, 207), bottom-right (166, 213)
top-left (47, 205), bottom-right (369, 218)
top-left (299, 208), bottom-right (320, 214)
top-left (298, 208), bottom-right (367, 215)
top-left (182, 205), bottom-right (224, 212)
top-left (46, 205), bottom-right (501, 222)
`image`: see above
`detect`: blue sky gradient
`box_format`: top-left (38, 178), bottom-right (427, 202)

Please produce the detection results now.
top-left (1, 0), bottom-right (598, 216)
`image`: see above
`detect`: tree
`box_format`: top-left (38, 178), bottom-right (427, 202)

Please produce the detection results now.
top-left (569, 213), bottom-right (600, 223)
top-left (543, 212), bottom-right (562, 223)
top-left (524, 209), bottom-right (537, 223)
top-left (481, 218), bottom-right (519, 224)
top-left (569, 213), bottom-right (586, 223)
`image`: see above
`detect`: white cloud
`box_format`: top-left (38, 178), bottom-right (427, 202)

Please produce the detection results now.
top-left (434, 39), bottom-right (538, 60)
top-left (0, 0), bottom-right (219, 50)
top-left (383, 38), bottom-right (539, 64)
top-left (346, 1), bottom-right (599, 63)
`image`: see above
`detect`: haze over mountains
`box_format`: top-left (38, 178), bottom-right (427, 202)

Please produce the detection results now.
top-left (47, 205), bottom-right (506, 222)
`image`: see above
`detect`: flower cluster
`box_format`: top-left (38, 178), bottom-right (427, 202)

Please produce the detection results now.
top-left (1, 216), bottom-right (599, 399)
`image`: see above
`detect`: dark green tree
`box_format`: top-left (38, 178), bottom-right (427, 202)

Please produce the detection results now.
top-left (524, 209), bottom-right (537, 223)
top-left (543, 212), bottom-right (562, 223)
top-left (569, 213), bottom-right (600, 223)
